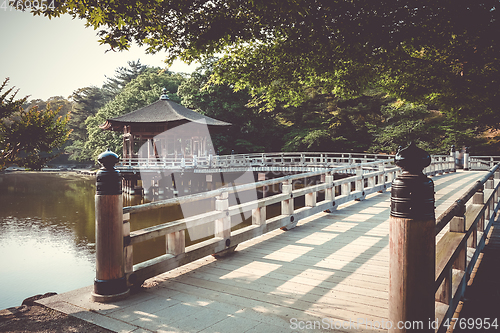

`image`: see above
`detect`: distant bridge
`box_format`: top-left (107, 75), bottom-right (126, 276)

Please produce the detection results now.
top-left (117, 151), bottom-right (500, 173)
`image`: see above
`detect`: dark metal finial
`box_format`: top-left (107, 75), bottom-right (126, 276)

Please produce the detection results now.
top-left (391, 142), bottom-right (434, 219)
top-left (394, 142), bottom-right (431, 175)
top-left (96, 149), bottom-right (121, 195)
top-left (98, 149), bottom-right (119, 170)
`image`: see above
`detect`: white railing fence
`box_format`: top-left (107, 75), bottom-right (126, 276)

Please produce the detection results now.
top-left (121, 157), bottom-right (455, 288)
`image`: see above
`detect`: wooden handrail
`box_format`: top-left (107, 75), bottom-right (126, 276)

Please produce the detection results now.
top-left (433, 163), bottom-right (500, 331)
top-left (122, 157), bottom-right (454, 288)
top-left (123, 160), bottom-right (392, 214)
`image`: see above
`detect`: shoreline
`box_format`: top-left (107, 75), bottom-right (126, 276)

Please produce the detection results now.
top-left (1, 168), bottom-right (98, 176)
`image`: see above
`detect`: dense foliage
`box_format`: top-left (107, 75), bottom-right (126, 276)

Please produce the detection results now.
top-left (36, 0), bottom-right (500, 129)
top-left (0, 79), bottom-right (71, 170)
top-left (177, 59), bottom-right (285, 154)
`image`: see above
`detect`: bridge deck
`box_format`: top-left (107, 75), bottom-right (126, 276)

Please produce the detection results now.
top-left (38, 171), bottom-right (487, 333)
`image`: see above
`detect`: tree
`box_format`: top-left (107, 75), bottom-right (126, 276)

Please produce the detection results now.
top-left (367, 101), bottom-right (486, 155)
top-left (177, 58), bottom-right (285, 153)
top-left (102, 59), bottom-right (150, 98)
top-left (278, 88), bottom-right (392, 152)
top-left (38, 1), bottom-right (500, 127)
top-left (65, 86), bottom-right (109, 161)
top-left (0, 78), bottom-right (71, 170)
top-left (84, 70), bottom-right (186, 161)
top-left (65, 61), bottom-right (155, 161)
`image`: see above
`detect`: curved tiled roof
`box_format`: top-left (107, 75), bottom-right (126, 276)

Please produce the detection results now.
top-left (100, 99), bottom-right (231, 130)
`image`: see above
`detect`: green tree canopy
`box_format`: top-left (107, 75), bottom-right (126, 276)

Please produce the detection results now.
top-left (38, 1), bottom-right (500, 126)
top-left (0, 79), bottom-right (71, 170)
top-left (177, 58), bottom-right (285, 153)
top-left (84, 70), bottom-right (186, 161)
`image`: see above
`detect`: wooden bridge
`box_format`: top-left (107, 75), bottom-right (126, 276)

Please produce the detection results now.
top-left (117, 151), bottom-right (500, 173)
top-left (38, 153), bottom-right (500, 333)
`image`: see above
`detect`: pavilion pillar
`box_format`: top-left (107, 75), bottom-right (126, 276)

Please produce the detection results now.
top-left (122, 127), bottom-right (127, 159)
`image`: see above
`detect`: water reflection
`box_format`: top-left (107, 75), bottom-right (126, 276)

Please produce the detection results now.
top-left (0, 171), bottom-right (315, 309)
top-left (0, 172), bottom-right (97, 310)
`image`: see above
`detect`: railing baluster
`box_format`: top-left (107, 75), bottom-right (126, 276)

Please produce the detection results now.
top-left (436, 268), bottom-right (452, 305)
top-left (252, 173), bottom-right (266, 225)
top-left (123, 212), bottom-right (133, 285)
top-left (281, 179), bottom-right (296, 230)
top-left (166, 230), bottom-right (185, 256)
top-left (281, 179), bottom-right (294, 215)
top-left (305, 188), bottom-right (317, 207)
top-left (325, 173), bottom-right (334, 203)
top-left (215, 191), bottom-right (230, 239)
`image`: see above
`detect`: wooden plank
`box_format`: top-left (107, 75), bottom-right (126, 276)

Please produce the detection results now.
top-left (169, 274), bottom-right (389, 322)
top-left (435, 232), bottom-right (466, 287)
top-left (182, 267), bottom-right (389, 309)
top-left (198, 258), bottom-right (389, 292)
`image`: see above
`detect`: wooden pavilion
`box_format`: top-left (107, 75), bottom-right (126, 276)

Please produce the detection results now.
top-left (99, 89), bottom-right (231, 161)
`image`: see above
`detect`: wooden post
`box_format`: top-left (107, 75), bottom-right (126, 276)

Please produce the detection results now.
top-left (355, 166), bottom-right (365, 200)
top-left (325, 173), bottom-right (334, 203)
top-left (123, 213), bottom-right (133, 287)
top-left (252, 173), bottom-right (267, 225)
top-left (213, 191), bottom-right (235, 257)
top-left (463, 147), bottom-right (470, 171)
top-left (450, 145), bottom-right (456, 171)
top-left (281, 179), bottom-right (296, 230)
top-left (92, 150), bottom-right (130, 302)
top-left (389, 143), bottom-right (435, 332)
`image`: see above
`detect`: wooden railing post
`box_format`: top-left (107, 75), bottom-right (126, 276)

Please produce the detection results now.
top-left (123, 212), bottom-right (133, 287)
top-left (463, 147), bottom-right (470, 171)
top-left (324, 172), bottom-right (335, 212)
top-left (167, 230), bottom-right (185, 256)
top-left (495, 171), bottom-right (500, 204)
top-left (281, 179), bottom-right (296, 230)
top-left (355, 166), bottom-right (365, 200)
top-left (252, 173), bottom-right (267, 225)
top-left (92, 150), bottom-right (130, 302)
top-left (215, 191), bottom-right (230, 239)
top-left (389, 143), bottom-right (435, 332)
top-left (213, 191), bottom-right (235, 257)
top-left (450, 145), bottom-right (456, 171)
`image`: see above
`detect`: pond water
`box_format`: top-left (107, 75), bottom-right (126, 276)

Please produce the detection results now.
top-left (0, 172), bottom-right (99, 309)
top-left (0, 170), bottom-right (313, 310)
top-left (0, 171), bottom-right (252, 310)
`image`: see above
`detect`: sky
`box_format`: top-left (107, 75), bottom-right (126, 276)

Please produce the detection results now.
top-left (0, 9), bottom-right (198, 101)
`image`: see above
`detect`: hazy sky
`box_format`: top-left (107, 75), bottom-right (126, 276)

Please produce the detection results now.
top-left (0, 9), bottom-right (198, 101)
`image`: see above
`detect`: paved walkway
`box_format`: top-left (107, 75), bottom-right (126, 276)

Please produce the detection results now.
top-left (37, 171), bottom-right (487, 333)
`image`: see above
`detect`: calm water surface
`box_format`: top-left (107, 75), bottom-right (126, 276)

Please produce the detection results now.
top-left (0, 172), bottom-right (215, 310)
top-left (0, 171), bottom-right (285, 309)
top-left (0, 172), bottom-right (99, 309)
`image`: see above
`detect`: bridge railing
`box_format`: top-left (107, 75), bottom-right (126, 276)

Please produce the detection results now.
top-left (118, 157), bottom-right (454, 288)
top-left (468, 156), bottom-right (500, 170)
top-left (433, 163), bottom-right (500, 331)
top-left (117, 151), bottom-right (396, 170)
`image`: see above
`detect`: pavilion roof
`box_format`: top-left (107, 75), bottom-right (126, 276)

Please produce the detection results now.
top-left (100, 98), bottom-right (231, 131)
